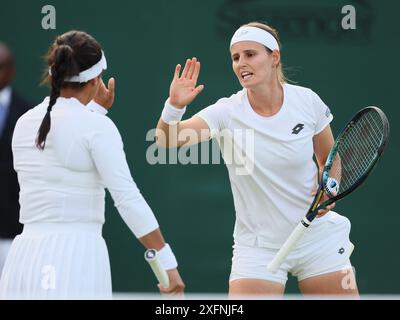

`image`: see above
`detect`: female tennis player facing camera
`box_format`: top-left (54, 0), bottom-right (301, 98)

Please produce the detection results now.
top-left (0, 31), bottom-right (184, 299)
top-left (156, 22), bottom-right (358, 297)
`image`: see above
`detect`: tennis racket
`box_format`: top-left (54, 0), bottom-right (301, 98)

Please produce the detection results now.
top-left (145, 249), bottom-right (170, 288)
top-left (268, 106), bottom-right (390, 273)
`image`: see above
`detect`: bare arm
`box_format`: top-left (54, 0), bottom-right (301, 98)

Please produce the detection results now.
top-left (313, 124), bottom-right (335, 173)
top-left (313, 125), bottom-right (336, 217)
top-left (156, 58), bottom-right (210, 148)
top-left (156, 116), bottom-right (210, 148)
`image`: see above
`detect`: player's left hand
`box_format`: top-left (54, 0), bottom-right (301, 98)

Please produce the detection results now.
top-left (94, 77), bottom-right (115, 109)
top-left (158, 268), bottom-right (185, 297)
top-left (311, 188), bottom-right (335, 218)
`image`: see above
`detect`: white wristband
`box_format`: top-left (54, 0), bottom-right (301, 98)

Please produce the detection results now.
top-left (157, 243), bottom-right (178, 270)
top-left (161, 99), bottom-right (186, 124)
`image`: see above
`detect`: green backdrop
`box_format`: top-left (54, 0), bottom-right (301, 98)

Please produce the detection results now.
top-left (1, 0), bottom-right (399, 294)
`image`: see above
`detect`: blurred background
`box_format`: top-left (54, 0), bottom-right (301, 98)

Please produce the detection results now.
top-left (0, 0), bottom-right (398, 295)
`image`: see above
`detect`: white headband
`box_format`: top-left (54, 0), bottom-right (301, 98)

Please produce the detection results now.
top-left (48, 50), bottom-right (107, 83)
top-left (230, 26), bottom-right (280, 51)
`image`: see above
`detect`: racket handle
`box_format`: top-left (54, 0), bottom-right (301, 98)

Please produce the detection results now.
top-left (145, 249), bottom-right (170, 289)
top-left (267, 220), bottom-right (309, 273)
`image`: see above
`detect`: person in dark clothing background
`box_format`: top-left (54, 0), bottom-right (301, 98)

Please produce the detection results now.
top-left (0, 42), bottom-right (34, 274)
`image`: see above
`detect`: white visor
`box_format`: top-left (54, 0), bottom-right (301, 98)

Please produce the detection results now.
top-left (230, 26), bottom-right (280, 51)
top-left (49, 50), bottom-right (107, 83)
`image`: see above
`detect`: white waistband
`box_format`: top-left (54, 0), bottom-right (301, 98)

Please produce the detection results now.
top-left (22, 222), bottom-right (103, 237)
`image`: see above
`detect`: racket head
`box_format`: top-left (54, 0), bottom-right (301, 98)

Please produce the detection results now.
top-left (321, 106), bottom-right (389, 204)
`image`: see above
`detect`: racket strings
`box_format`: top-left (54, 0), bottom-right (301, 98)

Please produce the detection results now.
top-left (329, 110), bottom-right (385, 194)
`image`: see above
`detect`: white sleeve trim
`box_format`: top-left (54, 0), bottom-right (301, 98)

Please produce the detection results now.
top-left (315, 113), bottom-right (333, 135)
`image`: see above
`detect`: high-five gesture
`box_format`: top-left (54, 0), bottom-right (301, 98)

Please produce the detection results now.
top-left (169, 57), bottom-right (204, 109)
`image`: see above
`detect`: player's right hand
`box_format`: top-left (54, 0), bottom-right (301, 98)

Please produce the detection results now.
top-left (169, 57), bottom-right (204, 109)
top-left (311, 187), bottom-right (335, 218)
top-left (158, 268), bottom-right (185, 296)
top-left (94, 77), bottom-right (115, 109)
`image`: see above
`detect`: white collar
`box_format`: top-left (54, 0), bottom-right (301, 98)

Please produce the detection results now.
top-left (42, 96), bottom-right (87, 110)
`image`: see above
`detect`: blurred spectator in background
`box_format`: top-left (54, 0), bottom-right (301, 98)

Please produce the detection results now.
top-left (0, 42), bottom-right (34, 274)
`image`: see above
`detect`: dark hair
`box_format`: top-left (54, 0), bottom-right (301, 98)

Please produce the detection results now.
top-left (36, 30), bottom-right (102, 150)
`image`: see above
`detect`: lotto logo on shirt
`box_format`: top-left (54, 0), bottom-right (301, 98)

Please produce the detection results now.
top-left (292, 123), bottom-right (305, 135)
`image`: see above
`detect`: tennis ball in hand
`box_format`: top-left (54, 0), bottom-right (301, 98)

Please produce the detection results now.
top-left (325, 177), bottom-right (339, 197)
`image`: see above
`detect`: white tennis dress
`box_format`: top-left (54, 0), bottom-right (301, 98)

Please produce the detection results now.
top-left (0, 97), bottom-right (159, 299)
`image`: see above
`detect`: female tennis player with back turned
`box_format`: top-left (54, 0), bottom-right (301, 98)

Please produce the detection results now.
top-left (155, 22), bottom-right (358, 297)
top-left (0, 30), bottom-right (184, 299)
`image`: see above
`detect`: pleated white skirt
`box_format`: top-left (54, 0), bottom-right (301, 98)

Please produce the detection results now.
top-left (0, 222), bottom-right (112, 299)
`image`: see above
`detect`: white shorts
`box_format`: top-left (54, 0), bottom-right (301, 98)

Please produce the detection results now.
top-left (230, 212), bottom-right (354, 285)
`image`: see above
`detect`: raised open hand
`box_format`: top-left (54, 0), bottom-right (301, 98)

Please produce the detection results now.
top-left (169, 57), bottom-right (204, 109)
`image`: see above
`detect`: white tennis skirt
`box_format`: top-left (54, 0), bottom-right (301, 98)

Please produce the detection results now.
top-left (0, 222), bottom-right (112, 299)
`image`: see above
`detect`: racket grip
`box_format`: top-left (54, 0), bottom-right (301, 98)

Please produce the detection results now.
top-left (145, 249), bottom-right (170, 289)
top-left (267, 221), bottom-right (309, 273)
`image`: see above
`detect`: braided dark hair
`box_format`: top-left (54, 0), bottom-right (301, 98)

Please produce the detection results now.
top-left (36, 31), bottom-right (102, 150)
